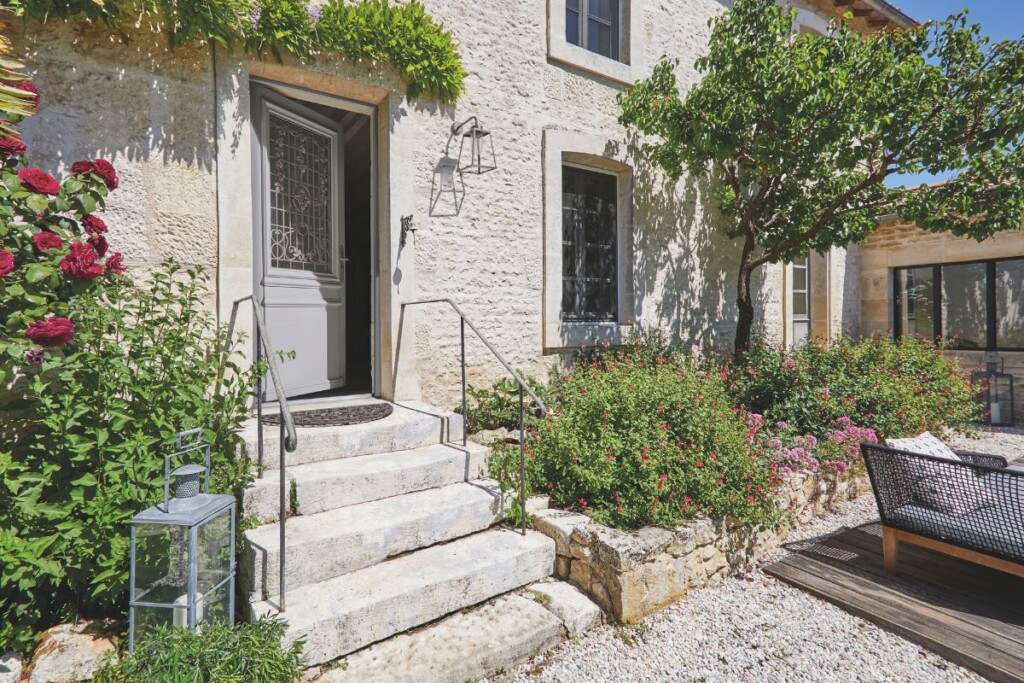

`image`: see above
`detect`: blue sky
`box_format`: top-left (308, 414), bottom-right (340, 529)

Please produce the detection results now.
top-left (885, 1), bottom-right (1024, 187)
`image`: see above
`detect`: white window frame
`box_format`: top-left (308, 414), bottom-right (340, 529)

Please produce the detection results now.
top-left (543, 129), bottom-right (634, 349)
top-left (791, 256), bottom-right (811, 347)
top-left (547, 0), bottom-right (643, 85)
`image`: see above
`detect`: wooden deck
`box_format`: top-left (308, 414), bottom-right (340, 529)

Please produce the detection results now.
top-left (766, 522), bottom-right (1024, 683)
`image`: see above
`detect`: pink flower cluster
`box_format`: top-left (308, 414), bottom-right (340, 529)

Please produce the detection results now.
top-left (765, 417), bottom-right (878, 477)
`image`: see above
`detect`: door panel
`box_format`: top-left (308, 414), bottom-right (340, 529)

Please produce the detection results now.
top-left (256, 90), bottom-right (346, 399)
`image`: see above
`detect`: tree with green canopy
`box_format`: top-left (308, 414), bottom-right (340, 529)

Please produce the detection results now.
top-left (619, 0), bottom-right (1024, 353)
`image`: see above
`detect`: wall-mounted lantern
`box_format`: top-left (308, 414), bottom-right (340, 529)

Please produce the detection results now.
top-left (429, 116), bottom-right (496, 216)
top-left (128, 429), bottom-right (236, 650)
top-left (453, 116), bottom-right (497, 175)
top-left (971, 360), bottom-right (1016, 427)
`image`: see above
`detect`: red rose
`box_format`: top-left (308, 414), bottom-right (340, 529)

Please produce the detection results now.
top-left (17, 168), bottom-right (60, 196)
top-left (0, 135), bottom-right (26, 157)
top-left (59, 240), bottom-right (104, 280)
top-left (25, 316), bottom-right (75, 347)
top-left (32, 231), bottom-right (63, 253)
top-left (0, 248), bottom-right (13, 276)
top-left (104, 252), bottom-right (126, 275)
top-left (81, 214), bottom-right (108, 234)
top-left (92, 159), bottom-right (119, 190)
top-left (3, 79), bottom-right (40, 107)
top-left (24, 348), bottom-right (45, 366)
top-left (88, 232), bottom-right (108, 256)
top-left (70, 160), bottom-right (97, 175)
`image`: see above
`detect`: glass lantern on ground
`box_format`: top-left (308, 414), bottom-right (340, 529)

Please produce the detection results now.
top-left (971, 361), bottom-right (1016, 427)
top-left (129, 429), bottom-right (236, 650)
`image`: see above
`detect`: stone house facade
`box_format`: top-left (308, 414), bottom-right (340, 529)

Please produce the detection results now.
top-left (14, 0), bottom-right (979, 415)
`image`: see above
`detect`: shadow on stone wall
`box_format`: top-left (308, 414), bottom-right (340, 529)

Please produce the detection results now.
top-left (615, 136), bottom-right (770, 355)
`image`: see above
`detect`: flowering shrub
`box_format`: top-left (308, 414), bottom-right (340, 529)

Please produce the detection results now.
top-left (0, 134), bottom-right (124, 373)
top-left (729, 336), bottom-right (980, 441)
top-left (762, 417), bottom-right (878, 477)
top-left (0, 264), bottom-right (259, 654)
top-left (493, 344), bottom-right (781, 530)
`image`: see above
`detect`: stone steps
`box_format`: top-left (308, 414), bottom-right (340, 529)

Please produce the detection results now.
top-left (239, 400), bottom-right (464, 470)
top-left (313, 593), bottom-right (565, 683)
top-left (242, 442), bottom-right (489, 523)
top-left (251, 528), bottom-right (556, 666)
top-left (243, 480), bottom-right (503, 600)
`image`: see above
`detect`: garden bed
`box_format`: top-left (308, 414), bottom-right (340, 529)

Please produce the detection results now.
top-left (534, 466), bottom-right (870, 622)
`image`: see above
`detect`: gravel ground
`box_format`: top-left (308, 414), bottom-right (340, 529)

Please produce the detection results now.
top-left (492, 427), bottom-right (1024, 683)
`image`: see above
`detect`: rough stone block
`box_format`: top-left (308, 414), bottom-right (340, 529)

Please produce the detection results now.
top-left (526, 581), bottom-right (604, 637)
top-left (533, 509), bottom-right (591, 556)
top-left (26, 622), bottom-right (116, 683)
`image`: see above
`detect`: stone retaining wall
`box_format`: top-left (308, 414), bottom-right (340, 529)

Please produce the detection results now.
top-left (534, 467), bottom-right (871, 622)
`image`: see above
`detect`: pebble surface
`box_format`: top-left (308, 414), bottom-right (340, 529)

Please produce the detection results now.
top-left (492, 428), bottom-right (1023, 683)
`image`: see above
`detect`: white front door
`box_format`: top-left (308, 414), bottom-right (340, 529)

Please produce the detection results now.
top-left (256, 90), bottom-right (346, 399)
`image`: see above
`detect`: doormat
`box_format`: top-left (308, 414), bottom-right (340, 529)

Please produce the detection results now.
top-left (260, 402), bottom-right (394, 427)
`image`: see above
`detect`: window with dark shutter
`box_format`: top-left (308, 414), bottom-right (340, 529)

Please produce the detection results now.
top-left (562, 165), bottom-right (618, 322)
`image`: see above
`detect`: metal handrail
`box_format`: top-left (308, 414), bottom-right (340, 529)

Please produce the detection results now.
top-left (230, 296), bottom-right (298, 612)
top-left (402, 298), bottom-right (547, 535)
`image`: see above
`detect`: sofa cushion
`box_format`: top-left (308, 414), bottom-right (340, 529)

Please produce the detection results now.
top-left (886, 432), bottom-right (960, 461)
top-left (890, 501), bottom-right (1024, 563)
top-left (901, 460), bottom-right (996, 517)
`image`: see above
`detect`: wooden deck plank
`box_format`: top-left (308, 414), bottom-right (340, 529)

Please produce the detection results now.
top-left (766, 526), bottom-right (1024, 683)
top-left (813, 528), bottom-right (1024, 629)
top-left (767, 556), bottom-right (1024, 683)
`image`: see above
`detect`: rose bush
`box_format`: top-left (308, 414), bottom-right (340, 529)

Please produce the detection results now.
top-left (0, 138), bottom-right (124, 375)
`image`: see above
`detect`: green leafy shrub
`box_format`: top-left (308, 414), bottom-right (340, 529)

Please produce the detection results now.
top-left (729, 336), bottom-right (980, 441)
top-left (495, 346), bottom-right (781, 530)
top-left (15, 0), bottom-right (467, 103)
top-left (465, 374), bottom-right (549, 433)
top-left (0, 263), bottom-right (258, 654)
top-left (94, 618), bottom-right (304, 683)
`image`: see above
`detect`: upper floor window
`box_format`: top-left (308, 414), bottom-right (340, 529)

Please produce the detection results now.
top-left (894, 257), bottom-right (1024, 350)
top-left (562, 165), bottom-right (618, 322)
top-left (565, 0), bottom-right (621, 62)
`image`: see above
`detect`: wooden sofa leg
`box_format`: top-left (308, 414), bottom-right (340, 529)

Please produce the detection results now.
top-left (882, 527), bottom-right (898, 576)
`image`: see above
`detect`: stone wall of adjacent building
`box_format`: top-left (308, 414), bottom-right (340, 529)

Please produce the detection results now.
top-left (860, 219), bottom-right (1024, 425)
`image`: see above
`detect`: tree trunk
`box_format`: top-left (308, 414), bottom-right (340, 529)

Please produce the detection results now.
top-left (734, 234), bottom-right (757, 355)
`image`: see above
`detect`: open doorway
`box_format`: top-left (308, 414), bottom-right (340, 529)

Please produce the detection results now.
top-left (251, 83), bottom-right (376, 401)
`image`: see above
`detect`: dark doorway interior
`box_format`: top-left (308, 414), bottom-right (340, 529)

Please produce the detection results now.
top-left (306, 102), bottom-right (373, 394)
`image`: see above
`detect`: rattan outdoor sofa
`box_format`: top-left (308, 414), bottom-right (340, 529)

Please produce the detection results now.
top-left (861, 443), bottom-right (1024, 579)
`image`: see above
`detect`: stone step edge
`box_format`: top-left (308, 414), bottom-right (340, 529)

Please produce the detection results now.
top-left (241, 480), bottom-right (505, 599)
top-left (306, 582), bottom-right (604, 683)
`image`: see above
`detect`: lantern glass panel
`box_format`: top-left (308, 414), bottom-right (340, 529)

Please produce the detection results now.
top-left (133, 522), bottom-right (190, 604)
top-left (197, 508), bottom-right (232, 595)
top-left (132, 604), bottom-right (175, 645)
top-left (200, 581), bottom-right (231, 624)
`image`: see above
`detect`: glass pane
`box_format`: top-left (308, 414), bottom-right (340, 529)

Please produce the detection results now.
top-left (792, 293), bottom-right (808, 318)
top-left (589, 0), bottom-right (615, 21)
top-left (133, 523), bottom-right (190, 606)
top-left (792, 262), bottom-right (807, 292)
top-left (942, 262), bottom-right (988, 348)
top-left (793, 321), bottom-right (810, 348)
top-left (268, 112), bottom-right (334, 274)
top-left (132, 605), bottom-right (174, 646)
top-left (196, 508), bottom-right (232, 595)
top-left (996, 259), bottom-right (1024, 349)
top-left (561, 166), bottom-right (618, 322)
top-left (897, 267), bottom-right (935, 339)
top-left (587, 19), bottom-right (614, 59)
top-left (565, 4), bottom-right (580, 46)
top-left (199, 582), bottom-right (231, 626)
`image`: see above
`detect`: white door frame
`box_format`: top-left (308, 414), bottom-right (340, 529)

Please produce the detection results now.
top-left (249, 79), bottom-right (381, 397)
